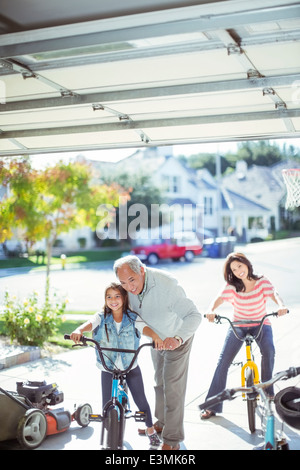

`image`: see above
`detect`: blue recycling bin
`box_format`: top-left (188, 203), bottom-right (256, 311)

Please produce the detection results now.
top-left (227, 236), bottom-right (236, 255)
top-left (218, 237), bottom-right (236, 257)
top-left (203, 236), bottom-right (235, 258)
top-left (217, 237), bottom-right (228, 258)
top-left (203, 238), bottom-right (220, 258)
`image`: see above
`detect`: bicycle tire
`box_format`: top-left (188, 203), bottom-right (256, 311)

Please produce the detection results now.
top-left (246, 368), bottom-right (256, 433)
top-left (106, 408), bottom-right (120, 450)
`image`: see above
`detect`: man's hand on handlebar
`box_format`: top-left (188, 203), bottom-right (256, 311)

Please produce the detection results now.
top-left (162, 336), bottom-right (181, 350)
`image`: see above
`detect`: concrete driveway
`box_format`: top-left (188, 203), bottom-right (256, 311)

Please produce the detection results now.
top-left (0, 238), bottom-right (299, 451)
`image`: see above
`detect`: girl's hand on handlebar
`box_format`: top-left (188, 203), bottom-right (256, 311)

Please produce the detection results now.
top-left (277, 307), bottom-right (288, 317)
top-left (143, 326), bottom-right (164, 350)
top-left (153, 334), bottom-right (164, 350)
top-left (205, 312), bottom-right (216, 323)
top-left (70, 329), bottom-right (83, 344)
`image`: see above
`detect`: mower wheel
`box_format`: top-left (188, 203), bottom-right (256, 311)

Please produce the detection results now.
top-left (75, 403), bottom-right (92, 427)
top-left (17, 408), bottom-right (47, 449)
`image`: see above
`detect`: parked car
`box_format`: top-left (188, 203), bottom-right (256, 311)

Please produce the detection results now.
top-left (130, 231), bottom-right (203, 265)
top-left (2, 240), bottom-right (26, 257)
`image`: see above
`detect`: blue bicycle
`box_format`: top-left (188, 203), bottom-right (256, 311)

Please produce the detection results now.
top-left (64, 334), bottom-right (153, 450)
top-left (200, 366), bottom-right (300, 450)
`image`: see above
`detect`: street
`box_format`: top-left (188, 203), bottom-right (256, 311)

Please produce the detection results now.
top-left (0, 238), bottom-right (299, 450)
top-left (1, 238), bottom-right (299, 313)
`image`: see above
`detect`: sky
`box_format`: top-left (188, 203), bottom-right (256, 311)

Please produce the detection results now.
top-left (30, 138), bottom-right (300, 169)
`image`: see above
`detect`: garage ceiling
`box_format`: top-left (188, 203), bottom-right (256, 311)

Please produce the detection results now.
top-left (0, 0), bottom-right (300, 156)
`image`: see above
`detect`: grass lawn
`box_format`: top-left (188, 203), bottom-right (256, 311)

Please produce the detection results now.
top-left (0, 248), bottom-right (129, 270)
top-left (0, 311), bottom-right (93, 349)
top-left (48, 319), bottom-right (92, 347)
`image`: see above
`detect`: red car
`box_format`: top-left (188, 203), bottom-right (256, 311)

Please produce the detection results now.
top-left (130, 231), bottom-right (203, 265)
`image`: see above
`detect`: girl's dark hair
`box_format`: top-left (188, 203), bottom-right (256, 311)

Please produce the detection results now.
top-left (223, 252), bottom-right (262, 292)
top-left (103, 282), bottom-right (138, 342)
top-left (103, 282), bottom-right (129, 317)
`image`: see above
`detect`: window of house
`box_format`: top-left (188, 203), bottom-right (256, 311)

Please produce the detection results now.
top-left (248, 216), bottom-right (264, 229)
top-left (222, 216), bottom-right (231, 234)
top-left (204, 196), bottom-right (213, 215)
top-left (162, 175), bottom-right (181, 193)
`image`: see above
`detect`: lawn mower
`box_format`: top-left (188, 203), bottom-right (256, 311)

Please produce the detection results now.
top-left (0, 380), bottom-right (92, 449)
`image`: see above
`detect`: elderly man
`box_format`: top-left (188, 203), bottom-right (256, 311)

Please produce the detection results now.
top-left (113, 255), bottom-right (201, 450)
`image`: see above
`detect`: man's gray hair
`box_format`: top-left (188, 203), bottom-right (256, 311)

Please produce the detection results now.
top-left (113, 255), bottom-right (145, 277)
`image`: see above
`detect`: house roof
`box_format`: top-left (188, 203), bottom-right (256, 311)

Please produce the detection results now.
top-left (167, 197), bottom-right (196, 206)
top-left (270, 159), bottom-right (300, 185)
top-left (223, 158), bottom-right (300, 207)
top-left (196, 178), bottom-right (217, 191)
top-left (223, 162), bottom-right (282, 203)
top-left (221, 187), bottom-right (270, 212)
top-left (0, 0), bottom-right (299, 157)
top-left (92, 147), bottom-right (167, 175)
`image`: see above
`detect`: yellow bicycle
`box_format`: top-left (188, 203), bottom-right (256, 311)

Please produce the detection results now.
top-left (205, 312), bottom-right (279, 433)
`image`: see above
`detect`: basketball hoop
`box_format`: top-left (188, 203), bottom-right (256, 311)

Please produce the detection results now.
top-left (282, 169), bottom-right (300, 210)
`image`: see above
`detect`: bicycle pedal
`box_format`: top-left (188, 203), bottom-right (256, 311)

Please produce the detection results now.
top-left (89, 413), bottom-right (103, 422)
top-left (125, 410), bottom-right (133, 418)
top-left (134, 411), bottom-right (146, 422)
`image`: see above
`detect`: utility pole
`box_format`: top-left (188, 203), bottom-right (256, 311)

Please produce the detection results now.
top-left (216, 153), bottom-right (222, 237)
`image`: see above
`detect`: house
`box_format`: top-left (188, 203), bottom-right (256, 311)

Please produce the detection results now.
top-left (222, 159), bottom-right (300, 233)
top-left (91, 147), bottom-right (272, 243)
top-left (93, 146), bottom-right (200, 237)
top-left (220, 187), bottom-right (270, 242)
top-left (195, 168), bottom-right (271, 242)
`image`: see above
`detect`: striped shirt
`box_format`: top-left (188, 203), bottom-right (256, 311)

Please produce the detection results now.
top-left (220, 276), bottom-right (275, 325)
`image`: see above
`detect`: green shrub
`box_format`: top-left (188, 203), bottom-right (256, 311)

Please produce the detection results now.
top-left (2, 291), bottom-right (67, 346)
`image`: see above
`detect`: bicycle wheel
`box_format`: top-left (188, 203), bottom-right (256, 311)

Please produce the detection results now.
top-left (106, 408), bottom-right (120, 450)
top-left (246, 368), bottom-right (256, 433)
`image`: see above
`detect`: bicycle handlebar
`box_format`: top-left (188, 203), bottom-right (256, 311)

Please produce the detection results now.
top-left (64, 334), bottom-right (154, 376)
top-left (199, 366), bottom-right (300, 410)
top-left (199, 388), bottom-right (237, 410)
top-left (204, 311), bottom-right (287, 342)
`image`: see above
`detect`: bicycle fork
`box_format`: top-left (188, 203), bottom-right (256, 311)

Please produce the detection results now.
top-left (241, 342), bottom-right (259, 399)
top-left (259, 388), bottom-right (289, 450)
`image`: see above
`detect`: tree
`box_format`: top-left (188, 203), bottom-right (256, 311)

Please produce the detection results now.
top-left (99, 170), bottom-right (165, 240)
top-left (0, 195), bottom-right (14, 244)
top-left (234, 140), bottom-right (283, 167)
top-left (0, 159), bottom-right (21, 243)
top-left (0, 157), bottom-right (125, 299)
top-left (185, 152), bottom-right (230, 176)
top-left (182, 140), bottom-right (299, 176)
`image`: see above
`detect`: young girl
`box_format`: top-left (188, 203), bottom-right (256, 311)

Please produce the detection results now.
top-left (70, 282), bottom-right (163, 446)
top-left (200, 252), bottom-right (288, 419)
